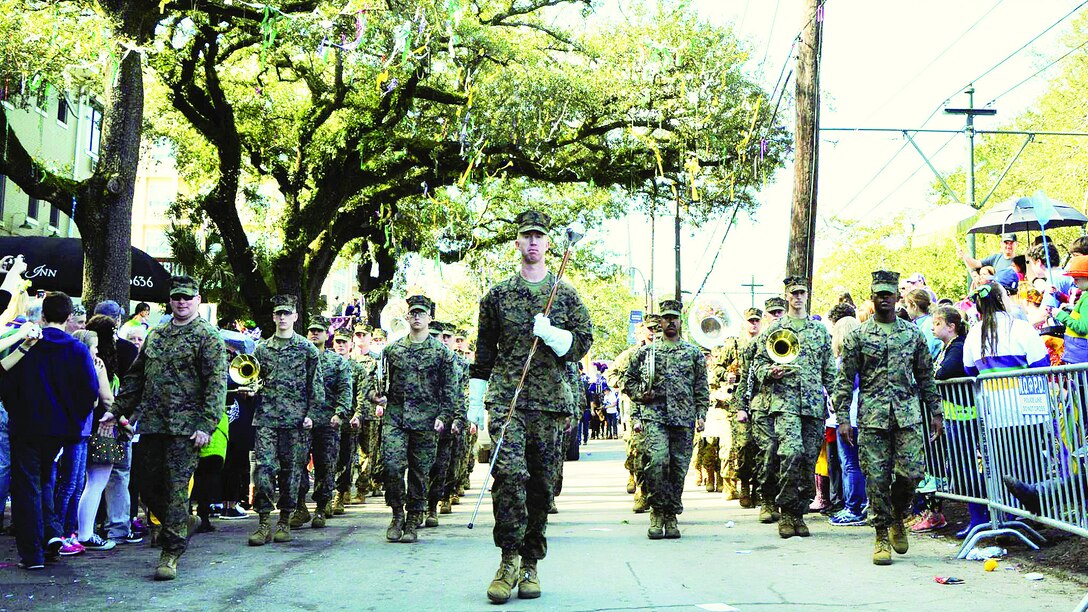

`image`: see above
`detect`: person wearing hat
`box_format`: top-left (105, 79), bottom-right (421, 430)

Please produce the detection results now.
top-left (958, 232), bottom-right (1018, 276)
top-left (110, 275), bottom-right (227, 580)
top-left (713, 307), bottom-right (765, 508)
top-left (374, 295), bottom-right (460, 542)
top-left (831, 270), bottom-right (942, 565)
top-left (606, 320), bottom-right (655, 512)
top-left (346, 323), bottom-right (382, 506)
top-left (468, 210), bottom-right (593, 604)
top-left (331, 328), bottom-right (364, 513)
top-left (248, 295), bottom-right (325, 547)
top-left (745, 298), bottom-right (786, 519)
top-left (750, 276), bottom-right (836, 539)
top-left (290, 317), bottom-right (353, 530)
top-left (425, 320), bottom-right (468, 524)
top-left (624, 299), bottom-right (710, 541)
top-left (1049, 255), bottom-right (1088, 364)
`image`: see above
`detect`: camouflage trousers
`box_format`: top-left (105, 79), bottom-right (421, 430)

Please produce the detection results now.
top-left (858, 426), bottom-right (925, 529)
top-left (695, 436), bottom-right (720, 475)
top-left (298, 423), bottom-right (341, 508)
top-left (382, 424), bottom-right (437, 513)
top-left (553, 424), bottom-right (573, 496)
top-left (355, 419), bottom-right (383, 495)
top-left (456, 428), bottom-right (478, 490)
top-left (642, 421), bottom-right (694, 515)
top-left (489, 409), bottom-right (563, 560)
top-left (427, 431), bottom-right (456, 506)
top-left (725, 416), bottom-right (758, 488)
top-left (624, 429), bottom-right (647, 489)
top-left (134, 434), bottom-right (199, 556)
top-left (335, 422), bottom-right (357, 495)
top-left (753, 412), bottom-right (823, 516)
top-left (253, 427), bottom-right (307, 515)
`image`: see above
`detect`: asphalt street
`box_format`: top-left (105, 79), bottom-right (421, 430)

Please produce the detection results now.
top-left (0, 439), bottom-right (1083, 611)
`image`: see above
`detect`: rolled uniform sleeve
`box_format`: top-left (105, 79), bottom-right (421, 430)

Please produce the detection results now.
top-left (692, 347), bottom-right (710, 421)
top-left (197, 330), bottom-right (229, 434)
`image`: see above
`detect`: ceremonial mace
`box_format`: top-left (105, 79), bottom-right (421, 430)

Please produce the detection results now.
top-left (468, 221), bottom-right (586, 529)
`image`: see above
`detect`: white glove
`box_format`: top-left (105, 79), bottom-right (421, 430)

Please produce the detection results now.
top-left (533, 314), bottom-right (573, 357)
top-left (467, 378), bottom-right (488, 428)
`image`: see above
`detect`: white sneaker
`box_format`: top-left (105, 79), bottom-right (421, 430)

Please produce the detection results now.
top-left (78, 534), bottom-right (116, 551)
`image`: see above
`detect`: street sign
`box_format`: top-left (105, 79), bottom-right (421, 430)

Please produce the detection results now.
top-left (628, 310), bottom-right (643, 345)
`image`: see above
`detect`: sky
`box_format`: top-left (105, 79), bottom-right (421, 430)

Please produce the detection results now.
top-left (589, 0), bottom-right (1086, 325)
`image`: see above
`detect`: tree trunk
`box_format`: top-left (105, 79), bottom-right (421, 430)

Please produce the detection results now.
top-left (74, 48), bottom-right (144, 310)
top-left (358, 245), bottom-right (396, 327)
top-left (786, 0), bottom-right (824, 281)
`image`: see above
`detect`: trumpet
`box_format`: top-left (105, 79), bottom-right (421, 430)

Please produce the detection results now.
top-left (766, 328), bottom-right (800, 369)
top-left (229, 354), bottom-right (262, 393)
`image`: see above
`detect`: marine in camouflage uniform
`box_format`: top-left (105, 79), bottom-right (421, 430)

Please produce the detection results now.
top-left (248, 295), bottom-right (325, 546)
top-left (712, 308), bottom-right (764, 507)
top-left (454, 333), bottom-right (477, 495)
top-left (625, 300), bottom-right (709, 540)
top-left (552, 362), bottom-right (583, 503)
top-left (747, 297), bottom-right (786, 524)
top-left (469, 210), bottom-right (593, 604)
top-left (750, 277), bottom-right (836, 539)
top-left (608, 319), bottom-right (656, 512)
top-left (113, 275), bottom-right (227, 580)
top-left (330, 328), bottom-right (360, 513)
top-left (831, 270), bottom-right (943, 565)
top-left (292, 317), bottom-right (353, 528)
top-left (426, 321), bottom-right (467, 524)
top-left (379, 296), bottom-right (461, 543)
top-left (345, 324), bottom-right (381, 505)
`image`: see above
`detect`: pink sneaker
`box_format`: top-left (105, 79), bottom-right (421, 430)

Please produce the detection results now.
top-left (910, 511), bottom-right (948, 533)
top-left (59, 535), bottom-right (85, 556)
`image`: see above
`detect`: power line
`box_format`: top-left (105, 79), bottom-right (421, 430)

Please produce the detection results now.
top-left (857, 0), bottom-right (1006, 125)
top-left (757, 0), bottom-right (783, 78)
top-left (854, 133), bottom-right (960, 223)
top-left (985, 35), bottom-right (1088, 106)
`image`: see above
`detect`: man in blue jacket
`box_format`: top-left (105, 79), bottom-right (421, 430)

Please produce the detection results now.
top-left (2, 292), bottom-right (98, 570)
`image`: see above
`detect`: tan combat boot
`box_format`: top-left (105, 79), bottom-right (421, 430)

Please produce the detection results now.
top-left (632, 488), bottom-right (649, 514)
top-left (311, 510), bottom-right (327, 529)
top-left (332, 492), bottom-right (346, 515)
top-left (273, 521), bottom-right (292, 543)
top-left (647, 510), bottom-right (665, 540)
top-left (759, 504), bottom-right (780, 524)
top-left (288, 506), bottom-right (311, 528)
top-left (695, 469), bottom-right (704, 487)
top-left (626, 474), bottom-right (637, 494)
top-left (487, 550), bottom-right (521, 604)
top-left (738, 482), bottom-right (753, 508)
top-left (153, 552), bottom-right (179, 581)
top-left (663, 513), bottom-right (681, 539)
top-left (440, 497), bottom-right (453, 515)
top-left (889, 519), bottom-right (909, 554)
top-left (793, 514), bottom-right (810, 537)
top-left (778, 514), bottom-right (796, 539)
top-left (517, 558), bottom-right (541, 599)
top-left (248, 513), bottom-right (272, 546)
top-left (450, 494), bottom-right (460, 505)
top-left (424, 505), bottom-right (439, 528)
top-left (705, 470), bottom-right (717, 493)
top-left (386, 509), bottom-right (404, 542)
top-left (400, 512), bottom-right (420, 543)
top-left (873, 527), bottom-right (893, 565)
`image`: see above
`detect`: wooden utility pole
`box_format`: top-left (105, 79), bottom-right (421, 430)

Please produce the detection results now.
top-left (786, 0), bottom-right (824, 279)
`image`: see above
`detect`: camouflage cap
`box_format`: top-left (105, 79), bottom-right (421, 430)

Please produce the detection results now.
top-left (428, 320), bottom-right (444, 335)
top-left (515, 210), bottom-right (551, 234)
top-left (353, 323), bottom-right (372, 335)
top-left (406, 295), bottom-right (434, 315)
top-left (372, 329), bottom-right (386, 340)
top-left (764, 296), bottom-right (787, 313)
top-left (170, 275), bottom-right (200, 298)
top-left (271, 294), bottom-right (297, 314)
top-left (783, 276), bottom-right (809, 293)
top-left (333, 328), bottom-right (352, 341)
top-left (306, 315), bottom-right (330, 331)
top-left (744, 307), bottom-right (763, 321)
top-left (455, 328), bottom-right (468, 339)
top-left (871, 270), bottom-right (900, 294)
top-left (645, 313), bottom-right (664, 331)
top-left (659, 299), bottom-right (683, 317)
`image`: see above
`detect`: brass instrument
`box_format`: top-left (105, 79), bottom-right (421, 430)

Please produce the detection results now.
top-left (228, 354), bottom-right (261, 393)
top-left (766, 328), bottom-right (800, 368)
top-left (376, 300), bottom-right (411, 394)
top-left (688, 296), bottom-right (730, 350)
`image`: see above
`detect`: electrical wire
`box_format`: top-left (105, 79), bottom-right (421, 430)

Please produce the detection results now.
top-left (853, 133), bottom-right (960, 223)
top-left (985, 36), bottom-right (1088, 106)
